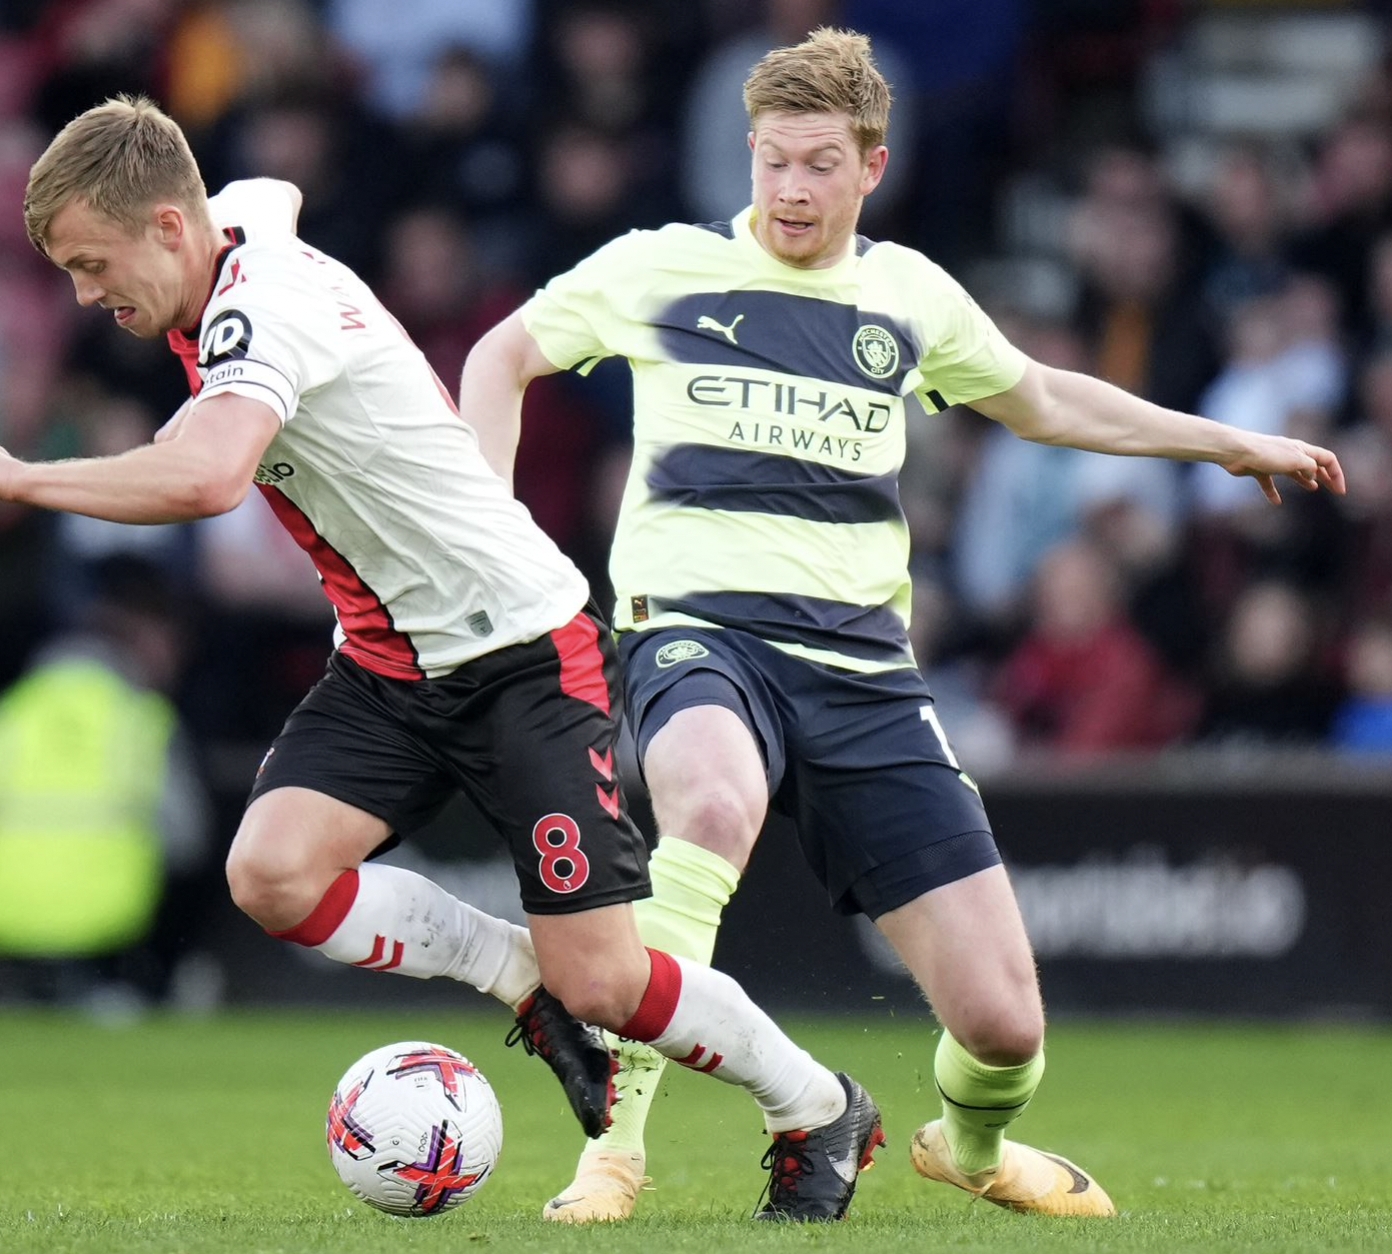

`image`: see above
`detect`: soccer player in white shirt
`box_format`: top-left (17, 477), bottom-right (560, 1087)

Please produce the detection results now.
top-left (7, 95), bottom-right (886, 1222)
top-left (460, 28), bottom-right (1346, 1222)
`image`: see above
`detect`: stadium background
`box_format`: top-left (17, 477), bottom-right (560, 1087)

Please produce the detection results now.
top-left (0, 0), bottom-right (1388, 1025)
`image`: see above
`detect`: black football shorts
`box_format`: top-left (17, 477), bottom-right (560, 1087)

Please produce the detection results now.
top-left (250, 609), bottom-right (651, 915)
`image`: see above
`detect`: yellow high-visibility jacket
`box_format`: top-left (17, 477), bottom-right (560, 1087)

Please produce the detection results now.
top-left (0, 656), bottom-right (174, 956)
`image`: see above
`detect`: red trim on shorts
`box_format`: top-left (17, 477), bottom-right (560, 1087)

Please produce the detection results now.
top-left (550, 612), bottom-right (611, 715)
top-left (259, 485), bottom-right (424, 680)
top-left (270, 868), bottom-right (359, 947)
top-left (618, 947), bottom-right (682, 1041)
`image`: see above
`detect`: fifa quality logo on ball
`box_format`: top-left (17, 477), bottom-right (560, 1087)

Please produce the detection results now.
top-left (852, 324), bottom-right (899, 379)
top-left (326, 1041), bottom-right (503, 1216)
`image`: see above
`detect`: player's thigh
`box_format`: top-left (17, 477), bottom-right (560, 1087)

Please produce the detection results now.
top-left (453, 616), bottom-right (651, 918)
top-left (644, 705), bottom-right (769, 869)
top-left (228, 654), bottom-right (453, 905)
top-left (622, 629), bottom-right (783, 866)
top-left (230, 787), bottom-right (391, 891)
top-left (875, 865), bottom-right (1043, 1060)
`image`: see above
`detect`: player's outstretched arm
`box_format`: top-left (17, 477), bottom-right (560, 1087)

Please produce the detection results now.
top-left (0, 392), bottom-right (279, 523)
top-left (970, 360), bottom-right (1346, 504)
top-left (458, 310), bottom-right (563, 491)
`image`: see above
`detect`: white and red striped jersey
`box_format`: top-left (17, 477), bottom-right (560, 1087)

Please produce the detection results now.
top-left (168, 181), bottom-right (589, 680)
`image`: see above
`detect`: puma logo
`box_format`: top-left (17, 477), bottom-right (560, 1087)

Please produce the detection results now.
top-left (1041, 1153), bottom-right (1092, 1194)
top-left (696, 313), bottom-right (744, 344)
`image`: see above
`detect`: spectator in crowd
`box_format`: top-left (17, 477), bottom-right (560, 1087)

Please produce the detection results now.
top-left (163, 0), bottom-right (333, 138)
top-left (1199, 579), bottom-right (1338, 747)
top-left (1328, 612), bottom-right (1392, 754)
top-left (27, 0), bottom-right (177, 137)
top-left (377, 202), bottom-right (619, 577)
top-left (1068, 165), bottom-right (1220, 417)
top-left (326, 0), bottom-right (534, 120)
top-left (396, 47), bottom-right (529, 263)
top-left (1199, 145), bottom-right (1296, 321)
top-left (524, 122), bottom-right (671, 283)
top-left (953, 317), bottom-right (1182, 623)
top-left (214, 86), bottom-right (400, 281)
top-left (1332, 349), bottom-right (1392, 616)
top-left (1184, 279), bottom-right (1349, 622)
top-left (991, 538), bottom-right (1198, 755)
top-left (0, 117), bottom-right (72, 455)
top-left (0, 555), bottom-right (210, 1010)
top-left (1289, 112), bottom-right (1392, 343)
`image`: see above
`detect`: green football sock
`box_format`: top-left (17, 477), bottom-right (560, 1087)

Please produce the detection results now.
top-left (582, 837), bottom-right (740, 1158)
top-left (934, 1030), bottom-right (1044, 1176)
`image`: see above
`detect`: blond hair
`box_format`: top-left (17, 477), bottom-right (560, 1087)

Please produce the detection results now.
top-left (743, 27), bottom-right (891, 152)
top-left (24, 95), bottom-right (209, 254)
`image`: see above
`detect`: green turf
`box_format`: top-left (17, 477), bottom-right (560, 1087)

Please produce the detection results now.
top-left (1, 1006), bottom-right (1388, 1253)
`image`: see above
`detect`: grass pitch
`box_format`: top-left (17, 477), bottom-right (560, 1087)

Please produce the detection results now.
top-left (0, 1006), bottom-right (1388, 1253)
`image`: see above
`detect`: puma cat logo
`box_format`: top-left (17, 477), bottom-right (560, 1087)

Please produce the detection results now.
top-left (696, 313), bottom-right (744, 345)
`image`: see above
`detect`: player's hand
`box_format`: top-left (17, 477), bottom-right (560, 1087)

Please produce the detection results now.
top-left (1222, 436), bottom-right (1346, 505)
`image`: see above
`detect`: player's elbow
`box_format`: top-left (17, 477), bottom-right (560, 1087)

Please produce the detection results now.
top-left (184, 463), bottom-right (253, 518)
top-left (471, 312), bottom-right (551, 387)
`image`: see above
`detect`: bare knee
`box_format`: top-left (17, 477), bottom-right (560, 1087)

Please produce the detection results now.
top-left (950, 1005), bottom-right (1045, 1067)
top-left (658, 782), bottom-right (761, 870)
top-left (543, 968), bottom-right (644, 1032)
top-left (225, 839), bottom-right (335, 932)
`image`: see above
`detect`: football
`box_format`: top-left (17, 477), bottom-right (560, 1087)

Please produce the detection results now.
top-left (326, 1041), bottom-right (503, 1216)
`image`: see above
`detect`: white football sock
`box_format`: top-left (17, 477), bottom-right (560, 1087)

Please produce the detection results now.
top-left (619, 949), bottom-right (845, 1134)
top-left (273, 865), bottom-right (539, 1010)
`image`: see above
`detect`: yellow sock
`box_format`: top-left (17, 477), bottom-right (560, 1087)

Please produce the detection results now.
top-left (584, 837), bottom-right (739, 1158)
top-left (935, 1031), bottom-right (1044, 1176)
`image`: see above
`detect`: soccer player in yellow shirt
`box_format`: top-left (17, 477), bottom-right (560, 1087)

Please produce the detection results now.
top-left (460, 27), bottom-right (1344, 1222)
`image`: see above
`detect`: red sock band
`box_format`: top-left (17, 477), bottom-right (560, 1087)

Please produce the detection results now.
top-left (269, 869), bottom-right (359, 946)
top-left (618, 947), bottom-right (683, 1041)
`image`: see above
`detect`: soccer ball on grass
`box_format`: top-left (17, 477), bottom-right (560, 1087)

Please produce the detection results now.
top-left (326, 1041), bottom-right (503, 1215)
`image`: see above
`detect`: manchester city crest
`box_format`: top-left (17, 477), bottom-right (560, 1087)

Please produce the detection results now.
top-left (852, 324), bottom-right (900, 379)
top-left (655, 639), bottom-right (711, 667)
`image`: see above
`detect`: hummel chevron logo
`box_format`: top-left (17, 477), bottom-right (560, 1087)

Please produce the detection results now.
top-left (588, 746), bottom-right (614, 781)
top-left (696, 313), bottom-right (744, 344)
top-left (353, 935), bottom-right (404, 971)
top-left (674, 1043), bottom-right (724, 1073)
top-left (596, 784), bottom-right (621, 819)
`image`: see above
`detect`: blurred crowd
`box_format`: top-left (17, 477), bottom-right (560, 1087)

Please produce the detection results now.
top-left (2, 0), bottom-right (1392, 797)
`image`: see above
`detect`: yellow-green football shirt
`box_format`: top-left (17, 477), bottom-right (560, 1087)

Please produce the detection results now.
top-left (522, 206), bottom-right (1027, 672)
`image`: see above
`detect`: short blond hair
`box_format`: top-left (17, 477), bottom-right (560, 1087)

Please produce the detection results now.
top-left (743, 27), bottom-right (891, 152)
top-left (24, 95), bottom-right (209, 254)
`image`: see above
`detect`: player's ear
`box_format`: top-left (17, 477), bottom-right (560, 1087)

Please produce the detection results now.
top-left (860, 145), bottom-right (889, 196)
top-left (152, 204), bottom-right (185, 249)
